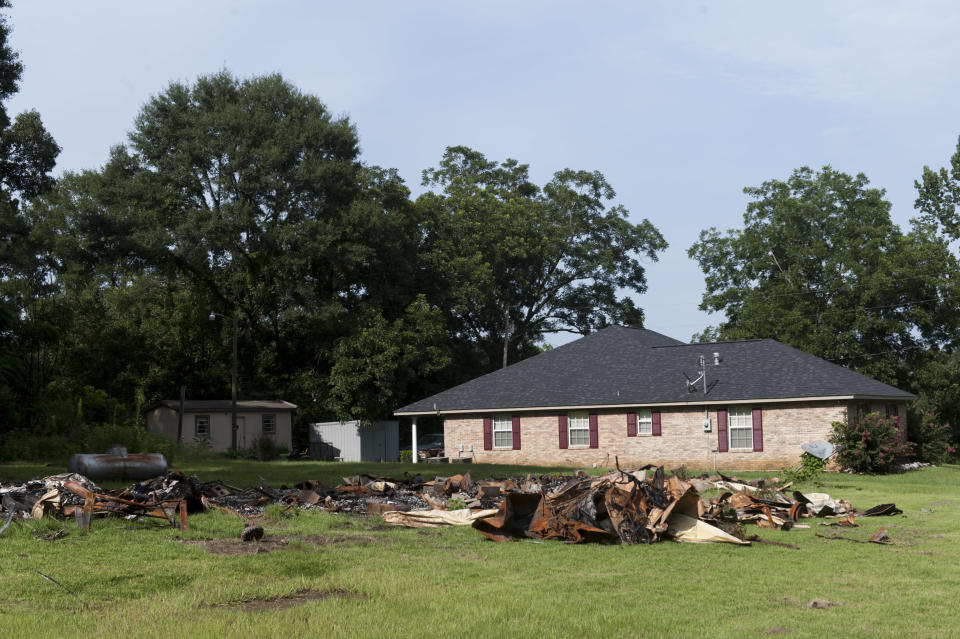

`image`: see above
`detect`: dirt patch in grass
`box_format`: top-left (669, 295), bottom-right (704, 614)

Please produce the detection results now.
top-left (761, 627), bottom-right (793, 635)
top-left (296, 533), bottom-right (387, 547)
top-left (182, 533), bottom-right (388, 555)
top-left (769, 596), bottom-right (841, 610)
top-left (182, 537), bottom-right (291, 555)
top-left (217, 589), bottom-right (366, 612)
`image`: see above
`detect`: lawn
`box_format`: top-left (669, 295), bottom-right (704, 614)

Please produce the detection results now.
top-left (1, 460), bottom-right (958, 639)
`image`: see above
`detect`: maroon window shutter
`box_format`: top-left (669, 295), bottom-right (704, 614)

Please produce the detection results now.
top-left (752, 408), bottom-right (763, 452)
top-left (627, 413), bottom-right (637, 437)
top-left (652, 411), bottom-right (662, 437)
top-left (558, 415), bottom-right (568, 449)
top-left (717, 409), bottom-right (728, 453)
top-left (483, 417), bottom-right (492, 451)
top-left (589, 414), bottom-right (599, 448)
top-left (512, 415), bottom-right (521, 450)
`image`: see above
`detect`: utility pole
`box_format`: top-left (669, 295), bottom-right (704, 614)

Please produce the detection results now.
top-left (209, 311), bottom-right (240, 452)
top-left (177, 384), bottom-right (185, 442)
top-left (231, 314), bottom-right (238, 451)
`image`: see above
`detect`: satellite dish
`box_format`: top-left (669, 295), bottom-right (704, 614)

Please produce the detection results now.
top-left (801, 441), bottom-right (835, 460)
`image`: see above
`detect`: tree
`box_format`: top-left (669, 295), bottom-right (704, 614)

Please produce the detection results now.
top-left (416, 146), bottom-right (667, 370)
top-left (327, 295), bottom-right (449, 423)
top-left (51, 71), bottom-right (440, 427)
top-left (688, 166), bottom-right (960, 391)
top-left (912, 135), bottom-right (960, 443)
top-left (0, 0), bottom-right (60, 432)
top-left (915, 134), bottom-right (960, 239)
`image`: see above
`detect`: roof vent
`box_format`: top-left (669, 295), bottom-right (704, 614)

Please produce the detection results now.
top-left (713, 352), bottom-right (720, 366)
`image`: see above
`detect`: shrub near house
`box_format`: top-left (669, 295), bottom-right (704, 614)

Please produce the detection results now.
top-left (830, 412), bottom-right (914, 473)
top-left (908, 408), bottom-right (957, 464)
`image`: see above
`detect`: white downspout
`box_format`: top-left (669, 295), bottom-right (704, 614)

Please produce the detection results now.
top-left (411, 417), bottom-right (418, 464)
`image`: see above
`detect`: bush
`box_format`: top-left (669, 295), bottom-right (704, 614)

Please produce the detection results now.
top-left (0, 422), bottom-right (174, 463)
top-left (0, 431), bottom-right (76, 462)
top-left (254, 434), bottom-right (280, 461)
top-left (263, 503), bottom-right (296, 522)
top-left (829, 412), bottom-right (914, 473)
top-left (400, 449), bottom-right (413, 463)
top-left (80, 422), bottom-right (175, 461)
top-left (779, 453), bottom-right (826, 484)
top-left (170, 436), bottom-right (219, 463)
top-left (908, 408), bottom-right (956, 464)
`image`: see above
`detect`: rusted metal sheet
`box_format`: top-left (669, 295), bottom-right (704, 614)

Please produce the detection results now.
top-left (859, 503), bottom-right (902, 517)
top-left (473, 492), bottom-right (544, 542)
top-left (471, 464), bottom-right (734, 545)
top-left (365, 501), bottom-right (411, 515)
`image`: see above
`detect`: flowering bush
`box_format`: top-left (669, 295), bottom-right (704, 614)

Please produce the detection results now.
top-left (829, 412), bottom-right (914, 473)
top-left (908, 409), bottom-right (956, 464)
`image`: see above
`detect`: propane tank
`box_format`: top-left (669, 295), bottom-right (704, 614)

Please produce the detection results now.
top-left (68, 445), bottom-right (168, 481)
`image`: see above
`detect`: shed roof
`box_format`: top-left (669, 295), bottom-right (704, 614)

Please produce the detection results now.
top-left (146, 400), bottom-right (297, 413)
top-left (395, 326), bottom-right (913, 415)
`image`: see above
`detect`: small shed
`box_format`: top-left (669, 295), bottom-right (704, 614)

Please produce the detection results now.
top-left (310, 420), bottom-right (399, 462)
top-left (145, 399), bottom-right (296, 453)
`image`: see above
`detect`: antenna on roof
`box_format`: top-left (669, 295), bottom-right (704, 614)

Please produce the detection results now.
top-left (685, 355), bottom-right (709, 394)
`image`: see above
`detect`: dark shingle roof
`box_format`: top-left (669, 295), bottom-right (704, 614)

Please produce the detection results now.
top-left (146, 400), bottom-right (297, 413)
top-left (395, 326), bottom-right (913, 414)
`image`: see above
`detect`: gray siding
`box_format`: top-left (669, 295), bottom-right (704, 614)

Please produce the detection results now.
top-left (310, 421), bottom-right (399, 461)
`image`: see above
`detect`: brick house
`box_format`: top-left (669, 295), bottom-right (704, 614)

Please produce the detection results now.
top-left (394, 326), bottom-right (913, 470)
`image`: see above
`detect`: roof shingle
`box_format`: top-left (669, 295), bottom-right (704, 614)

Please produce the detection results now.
top-left (395, 326), bottom-right (913, 414)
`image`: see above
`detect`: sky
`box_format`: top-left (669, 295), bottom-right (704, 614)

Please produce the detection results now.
top-left (6, 1), bottom-right (960, 344)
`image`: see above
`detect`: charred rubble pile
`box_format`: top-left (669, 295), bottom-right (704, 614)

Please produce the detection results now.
top-left (0, 466), bottom-right (902, 544)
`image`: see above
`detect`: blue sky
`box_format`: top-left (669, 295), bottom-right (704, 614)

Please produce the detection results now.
top-left (7, 1), bottom-right (960, 343)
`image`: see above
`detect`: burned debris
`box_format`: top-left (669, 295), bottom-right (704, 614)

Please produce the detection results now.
top-left (0, 465), bottom-right (903, 547)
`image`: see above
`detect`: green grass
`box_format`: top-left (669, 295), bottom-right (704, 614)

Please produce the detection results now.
top-left (1, 461), bottom-right (958, 638)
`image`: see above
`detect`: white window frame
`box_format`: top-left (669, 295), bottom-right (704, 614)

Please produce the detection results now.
top-left (568, 411), bottom-right (589, 447)
top-left (637, 409), bottom-right (652, 436)
top-left (728, 406), bottom-right (753, 450)
top-left (493, 415), bottom-right (513, 449)
top-left (262, 413), bottom-right (276, 434)
top-left (195, 414), bottom-right (210, 437)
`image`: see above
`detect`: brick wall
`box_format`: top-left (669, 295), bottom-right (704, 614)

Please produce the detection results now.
top-left (442, 400), bottom-right (880, 471)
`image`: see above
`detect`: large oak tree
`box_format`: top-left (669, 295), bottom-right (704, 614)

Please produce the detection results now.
top-left (416, 146), bottom-right (667, 370)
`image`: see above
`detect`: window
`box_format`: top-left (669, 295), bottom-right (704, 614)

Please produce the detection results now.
top-left (568, 411), bottom-right (589, 447)
top-left (728, 407), bottom-right (752, 450)
top-left (638, 409), bottom-right (652, 435)
top-left (493, 415), bottom-right (513, 448)
top-left (262, 414), bottom-right (276, 434)
top-left (195, 415), bottom-right (210, 437)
